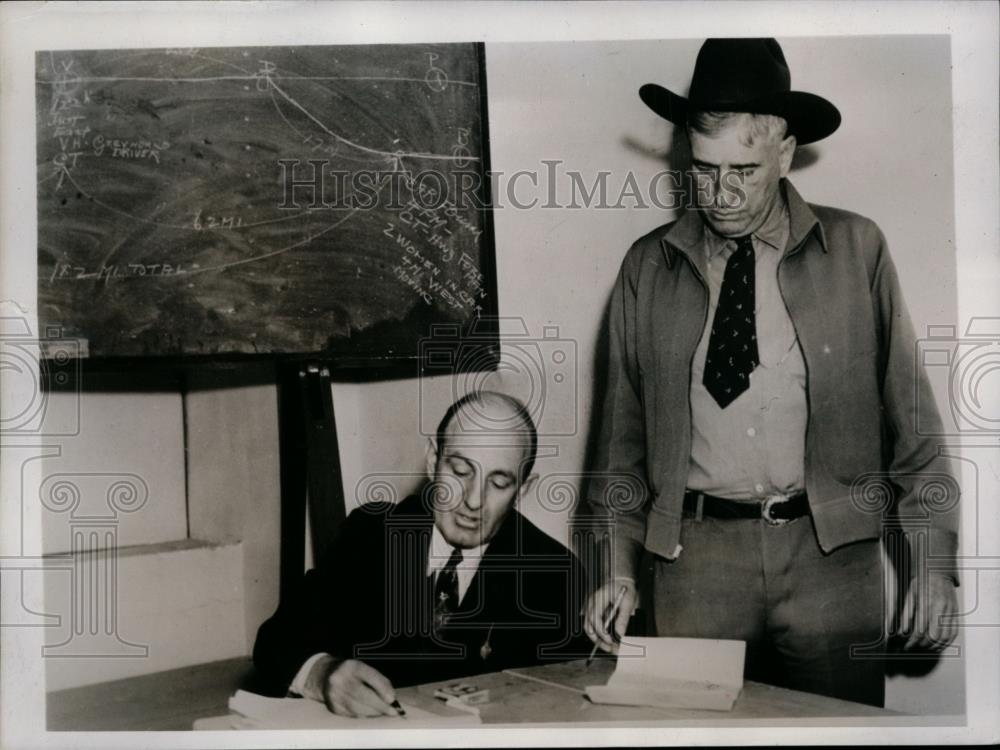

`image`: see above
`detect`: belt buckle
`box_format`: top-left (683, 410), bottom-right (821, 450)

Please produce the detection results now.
top-left (761, 494), bottom-right (791, 526)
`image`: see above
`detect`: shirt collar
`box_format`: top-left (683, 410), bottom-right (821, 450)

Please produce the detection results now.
top-left (783, 179), bottom-right (828, 253)
top-left (704, 195), bottom-right (789, 259)
top-left (661, 178), bottom-right (827, 267)
top-left (428, 524), bottom-right (487, 573)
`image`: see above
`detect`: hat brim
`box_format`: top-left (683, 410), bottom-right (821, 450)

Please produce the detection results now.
top-left (639, 83), bottom-right (841, 145)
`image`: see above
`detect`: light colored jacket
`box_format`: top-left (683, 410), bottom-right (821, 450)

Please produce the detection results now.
top-left (588, 180), bottom-right (959, 579)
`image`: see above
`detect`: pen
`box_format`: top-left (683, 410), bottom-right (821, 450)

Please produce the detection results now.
top-left (586, 583), bottom-right (629, 667)
top-left (390, 699), bottom-right (406, 717)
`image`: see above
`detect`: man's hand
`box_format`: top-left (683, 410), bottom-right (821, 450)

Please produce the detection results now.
top-left (584, 579), bottom-right (638, 654)
top-left (306, 656), bottom-right (398, 717)
top-left (896, 573), bottom-right (959, 651)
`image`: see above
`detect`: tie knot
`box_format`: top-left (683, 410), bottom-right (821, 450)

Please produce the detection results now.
top-left (735, 234), bottom-right (754, 252)
top-left (445, 546), bottom-right (463, 571)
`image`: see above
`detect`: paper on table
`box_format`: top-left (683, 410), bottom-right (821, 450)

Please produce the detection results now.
top-left (585, 637), bottom-right (746, 711)
top-left (228, 690), bottom-right (480, 728)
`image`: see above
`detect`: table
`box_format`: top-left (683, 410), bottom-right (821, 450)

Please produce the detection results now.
top-left (47, 657), bottom-right (258, 731)
top-left (47, 656), bottom-right (902, 731)
top-left (405, 659), bottom-right (901, 724)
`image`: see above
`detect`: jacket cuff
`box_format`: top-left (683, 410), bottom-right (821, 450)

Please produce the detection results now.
top-left (612, 531), bottom-right (644, 582)
top-left (288, 653), bottom-right (336, 701)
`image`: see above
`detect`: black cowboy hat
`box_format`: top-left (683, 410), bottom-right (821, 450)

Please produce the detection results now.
top-left (639, 38), bottom-right (841, 145)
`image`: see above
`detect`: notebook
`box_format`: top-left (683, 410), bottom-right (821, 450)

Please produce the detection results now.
top-left (585, 637), bottom-right (746, 711)
top-left (224, 689), bottom-right (481, 728)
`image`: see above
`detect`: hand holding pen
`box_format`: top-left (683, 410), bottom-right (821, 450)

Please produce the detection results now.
top-left (585, 579), bottom-right (637, 662)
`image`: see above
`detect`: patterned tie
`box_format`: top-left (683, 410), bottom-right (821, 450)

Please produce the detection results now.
top-left (703, 235), bottom-right (759, 408)
top-left (433, 546), bottom-right (463, 630)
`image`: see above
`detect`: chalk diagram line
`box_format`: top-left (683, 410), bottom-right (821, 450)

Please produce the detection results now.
top-left (38, 75), bottom-right (259, 85)
top-left (58, 167), bottom-right (319, 233)
top-left (267, 85), bottom-right (384, 166)
top-left (41, 50), bottom-right (481, 277)
top-left (268, 65), bottom-right (409, 166)
top-left (176, 176), bottom-right (394, 278)
top-left (69, 48), bottom-right (257, 76)
top-left (36, 74), bottom-right (478, 87)
top-left (265, 76), bottom-right (479, 163)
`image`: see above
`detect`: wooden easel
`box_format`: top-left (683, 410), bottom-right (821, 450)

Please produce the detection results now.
top-left (276, 362), bottom-right (347, 602)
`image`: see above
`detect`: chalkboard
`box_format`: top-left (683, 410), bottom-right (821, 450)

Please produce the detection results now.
top-left (35, 44), bottom-right (497, 369)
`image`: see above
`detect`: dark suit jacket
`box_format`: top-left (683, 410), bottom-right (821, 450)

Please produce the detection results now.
top-left (253, 493), bottom-right (591, 692)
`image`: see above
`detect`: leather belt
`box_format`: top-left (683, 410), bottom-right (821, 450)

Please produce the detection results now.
top-left (683, 490), bottom-right (810, 526)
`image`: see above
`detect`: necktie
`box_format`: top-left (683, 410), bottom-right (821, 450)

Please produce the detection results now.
top-left (433, 546), bottom-right (463, 629)
top-left (703, 235), bottom-right (759, 408)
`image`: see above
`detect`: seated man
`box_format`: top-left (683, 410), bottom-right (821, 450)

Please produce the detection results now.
top-left (253, 390), bottom-right (589, 716)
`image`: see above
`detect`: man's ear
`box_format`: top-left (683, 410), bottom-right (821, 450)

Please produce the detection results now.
top-left (778, 134), bottom-right (797, 178)
top-left (424, 437), bottom-right (438, 481)
top-left (516, 473), bottom-right (539, 503)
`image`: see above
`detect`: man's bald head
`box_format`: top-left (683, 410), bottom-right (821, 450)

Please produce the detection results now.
top-left (435, 391), bottom-right (538, 483)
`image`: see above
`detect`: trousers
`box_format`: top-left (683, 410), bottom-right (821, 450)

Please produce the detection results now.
top-left (648, 513), bottom-right (886, 707)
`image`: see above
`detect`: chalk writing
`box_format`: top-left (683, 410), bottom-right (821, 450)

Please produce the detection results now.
top-left (393, 264), bottom-right (433, 305)
top-left (452, 127), bottom-right (472, 169)
top-left (385, 218), bottom-right (480, 312)
top-left (301, 134), bottom-right (341, 158)
top-left (424, 52), bottom-right (448, 92)
top-left (92, 134), bottom-right (170, 163)
top-left (49, 262), bottom-right (187, 285)
top-left (192, 210), bottom-right (244, 231)
top-left (46, 56), bottom-right (92, 190)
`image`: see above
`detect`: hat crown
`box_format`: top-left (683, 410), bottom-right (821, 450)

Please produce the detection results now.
top-left (637, 36), bottom-right (841, 145)
top-left (689, 38), bottom-right (791, 110)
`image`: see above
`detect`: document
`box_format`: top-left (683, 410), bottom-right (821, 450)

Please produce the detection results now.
top-left (224, 690), bottom-right (481, 728)
top-left (585, 637), bottom-right (746, 711)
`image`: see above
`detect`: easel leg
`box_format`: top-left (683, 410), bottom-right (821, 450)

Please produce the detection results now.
top-left (276, 363), bottom-right (347, 603)
top-left (277, 363), bottom-right (307, 602)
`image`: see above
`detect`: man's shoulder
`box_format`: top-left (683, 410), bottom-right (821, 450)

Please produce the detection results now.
top-left (805, 202), bottom-right (891, 278)
top-left (628, 219), bottom-right (676, 254)
top-left (808, 202), bottom-right (885, 242)
top-left (614, 218), bottom-right (678, 279)
top-left (634, 217), bottom-right (678, 244)
top-left (502, 510), bottom-right (580, 563)
top-left (345, 494), bottom-right (429, 530)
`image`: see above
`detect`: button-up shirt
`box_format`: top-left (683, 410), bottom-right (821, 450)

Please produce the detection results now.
top-left (587, 180), bottom-right (958, 577)
top-left (687, 199), bottom-right (808, 499)
top-left (426, 525), bottom-right (486, 604)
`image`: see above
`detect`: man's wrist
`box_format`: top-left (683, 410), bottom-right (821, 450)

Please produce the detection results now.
top-left (299, 653), bottom-right (341, 702)
top-left (933, 572), bottom-right (960, 588)
top-left (908, 570), bottom-right (960, 588)
top-left (612, 537), bottom-right (643, 583)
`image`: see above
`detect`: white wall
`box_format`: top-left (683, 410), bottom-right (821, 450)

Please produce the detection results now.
top-left (184, 379), bottom-right (281, 652)
top-left (40, 391), bottom-right (187, 554)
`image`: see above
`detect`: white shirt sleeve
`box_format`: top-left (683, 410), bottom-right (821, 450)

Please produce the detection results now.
top-left (287, 652), bottom-right (331, 700)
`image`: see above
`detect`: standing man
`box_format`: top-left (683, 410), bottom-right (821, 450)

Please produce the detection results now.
top-left (585, 38), bottom-right (959, 707)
